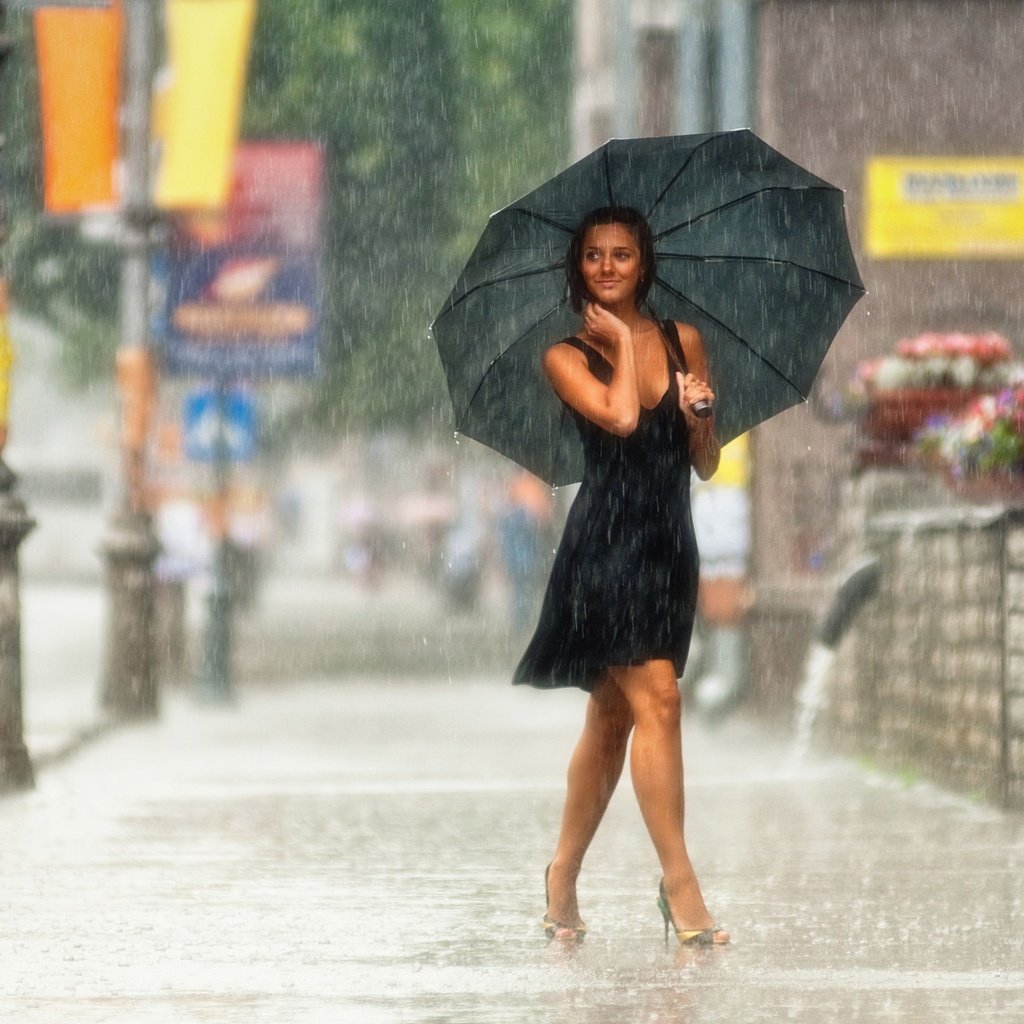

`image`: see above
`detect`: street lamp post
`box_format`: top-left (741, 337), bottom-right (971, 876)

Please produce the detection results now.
top-left (99, 0), bottom-right (160, 719)
top-left (0, 1), bottom-right (38, 794)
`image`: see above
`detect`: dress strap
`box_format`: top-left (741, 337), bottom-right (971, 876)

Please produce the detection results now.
top-left (553, 335), bottom-right (613, 383)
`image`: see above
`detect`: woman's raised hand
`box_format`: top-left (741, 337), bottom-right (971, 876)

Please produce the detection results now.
top-left (583, 301), bottom-right (631, 350)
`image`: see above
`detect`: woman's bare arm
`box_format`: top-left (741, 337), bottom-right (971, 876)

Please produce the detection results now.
top-left (543, 303), bottom-right (641, 436)
top-left (674, 322), bottom-right (720, 480)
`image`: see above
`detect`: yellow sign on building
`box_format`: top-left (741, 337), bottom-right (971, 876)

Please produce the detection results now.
top-left (865, 157), bottom-right (1024, 258)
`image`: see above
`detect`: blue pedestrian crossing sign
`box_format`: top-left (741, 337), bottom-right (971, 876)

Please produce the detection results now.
top-left (183, 388), bottom-right (257, 463)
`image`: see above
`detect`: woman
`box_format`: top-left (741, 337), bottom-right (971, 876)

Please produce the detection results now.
top-left (513, 206), bottom-right (727, 946)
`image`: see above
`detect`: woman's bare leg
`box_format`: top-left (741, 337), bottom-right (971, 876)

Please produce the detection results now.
top-left (545, 675), bottom-right (633, 930)
top-left (612, 659), bottom-right (726, 939)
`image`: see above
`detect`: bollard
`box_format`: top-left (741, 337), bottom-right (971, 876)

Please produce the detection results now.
top-left (196, 537), bottom-right (234, 703)
top-left (99, 510), bottom-right (160, 719)
top-left (0, 15), bottom-right (34, 791)
top-left (0, 459), bottom-right (36, 793)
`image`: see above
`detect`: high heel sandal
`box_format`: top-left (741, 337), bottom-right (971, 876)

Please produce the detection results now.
top-left (543, 864), bottom-right (587, 942)
top-left (657, 879), bottom-right (728, 946)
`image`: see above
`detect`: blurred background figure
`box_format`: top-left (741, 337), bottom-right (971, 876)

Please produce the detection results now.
top-left (225, 480), bottom-right (272, 610)
top-left (440, 470), bottom-right (486, 612)
top-left (496, 469), bottom-right (552, 636)
top-left (336, 492), bottom-right (386, 588)
top-left (687, 434), bottom-right (752, 722)
top-left (153, 492), bottom-right (211, 685)
top-left (398, 460), bottom-right (457, 584)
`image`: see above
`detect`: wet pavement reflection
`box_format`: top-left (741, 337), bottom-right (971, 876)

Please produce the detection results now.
top-left (1, 677), bottom-right (1022, 1022)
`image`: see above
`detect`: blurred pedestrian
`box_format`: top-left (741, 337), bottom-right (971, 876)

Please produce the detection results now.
top-left (497, 470), bottom-right (551, 635)
top-left (226, 483), bottom-right (271, 611)
top-left (440, 472), bottom-right (484, 611)
top-left (153, 493), bottom-right (210, 684)
top-left (688, 434), bottom-right (752, 721)
top-left (513, 207), bottom-right (727, 946)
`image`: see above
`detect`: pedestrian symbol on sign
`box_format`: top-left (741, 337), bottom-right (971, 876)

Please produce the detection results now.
top-left (183, 388), bottom-right (256, 463)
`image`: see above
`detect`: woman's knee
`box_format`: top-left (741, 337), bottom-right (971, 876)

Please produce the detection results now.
top-left (647, 682), bottom-right (681, 727)
top-left (617, 664), bottom-right (681, 728)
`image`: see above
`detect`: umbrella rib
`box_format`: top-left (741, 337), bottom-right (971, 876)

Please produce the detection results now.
top-left (656, 252), bottom-right (866, 293)
top-left (507, 207), bottom-right (576, 235)
top-left (653, 184), bottom-right (842, 241)
top-left (652, 275), bottom-right (809, 402)
top-left (434, 263), bottom-right (564, 321)
top-left (453, 300), bottom-right (565, 430)
top-left (644, 134), bottom-right (717, 221)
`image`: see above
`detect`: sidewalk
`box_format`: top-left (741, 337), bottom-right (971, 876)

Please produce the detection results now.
top-left (20, 570), bottom-right (518, 767)
top-left (3, 674), bottom-right (1023, 1023)
top-left (20, 581), bottom-right (111, 767)
top-left (7, 575), bottom-right (1024, 1023)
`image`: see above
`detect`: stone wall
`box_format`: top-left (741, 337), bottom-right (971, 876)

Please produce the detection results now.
top-left (827, 472), bottom-right (1024, 809)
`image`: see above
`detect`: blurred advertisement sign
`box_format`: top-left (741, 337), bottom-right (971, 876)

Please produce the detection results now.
top-left (183, 388), bottom-right (256, 463)
top-left (154, 0), bottom-right (256, 210)
top-left (155, 142), bottom-right (324, 379)
top-left (866, 157), bottom-right (1024, 258)
top-left (34, 2), bottom-right (122, 213)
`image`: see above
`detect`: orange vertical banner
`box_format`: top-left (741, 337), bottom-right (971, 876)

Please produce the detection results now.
top-left (34, 3), bottom-right (123, 214)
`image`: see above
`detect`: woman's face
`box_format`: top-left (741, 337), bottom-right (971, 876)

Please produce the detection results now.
top-left (579, 223), bottom-right (644, 308)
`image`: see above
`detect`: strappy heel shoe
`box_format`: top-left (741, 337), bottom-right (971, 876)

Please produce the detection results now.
top-left (657, 879), bottom-right (728, 946)
top-left (543, 864), bottom-right (587, 942)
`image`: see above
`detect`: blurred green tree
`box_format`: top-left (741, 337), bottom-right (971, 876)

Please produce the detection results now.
top-left (1, 1), bottom-right (571, 427)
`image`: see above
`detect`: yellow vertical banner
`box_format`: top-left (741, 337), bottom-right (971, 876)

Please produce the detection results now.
top-left (155, 0), bottom-right (257, 210)
top-left (0, 281), bottom-right (13, 437)
top-left (34, 3), bottom-right (123, 214)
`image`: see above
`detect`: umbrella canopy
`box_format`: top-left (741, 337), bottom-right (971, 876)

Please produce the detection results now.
top-left (431, 130), bottom-right (866, 486)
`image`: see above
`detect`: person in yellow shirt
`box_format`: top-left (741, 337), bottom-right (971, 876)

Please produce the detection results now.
top-left (687, 434), bottom-right (751, 720)
top-left (0, 282), bottom-right (14, 453)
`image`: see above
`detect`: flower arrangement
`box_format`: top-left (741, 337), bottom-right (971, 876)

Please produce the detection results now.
top-left (851, 331), bottom-right (1023, 453)
top-left (855, 331), bottom-right (1016, 395)
top-left (915, 387), bottom-right (1024, 482)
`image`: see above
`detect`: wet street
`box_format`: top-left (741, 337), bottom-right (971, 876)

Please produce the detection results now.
top-left (2, 619), bottom-right (1023, 1022)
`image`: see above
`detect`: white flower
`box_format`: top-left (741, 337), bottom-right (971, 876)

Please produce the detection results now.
top-left (949, 356), bottom-right (977, 388)
top-left (874, 357), bottom-right (914, 390)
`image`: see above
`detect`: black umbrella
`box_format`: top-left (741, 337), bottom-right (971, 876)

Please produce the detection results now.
top-left (431, 129), bottom-right (865, 486)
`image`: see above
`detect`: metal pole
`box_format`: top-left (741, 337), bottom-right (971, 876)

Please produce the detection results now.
top-left (0, 2), bottom-right (38, 794)
top-left (196, 379), bottom-right (234, 703)
top-left (99, 0), bottom-right (160, 719)
top-left (714, 0), bottom-right (754, 130)
top-left (678, 0), bottom-right (711, 134)
top-left (613, 0), bottom-right (636, 137)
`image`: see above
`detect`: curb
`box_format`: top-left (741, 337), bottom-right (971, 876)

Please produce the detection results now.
top-left (29, 716), bottom-right (119, 773)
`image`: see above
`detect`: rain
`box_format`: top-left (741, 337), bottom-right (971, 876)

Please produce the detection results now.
top-left (1, 2), bottom-right (1023, 1022)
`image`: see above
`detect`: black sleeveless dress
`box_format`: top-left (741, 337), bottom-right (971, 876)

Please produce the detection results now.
top-left (513, 321), bottom-right (700, 692)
